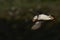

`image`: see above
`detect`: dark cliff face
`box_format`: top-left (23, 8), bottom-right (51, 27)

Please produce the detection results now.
top-left (23, 19), bottom-right (60, 40)
top-left (0, 18), bottom-right (60, 40)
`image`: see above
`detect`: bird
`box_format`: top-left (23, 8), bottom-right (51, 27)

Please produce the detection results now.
top-left (31, 14), bottom-right (54, 30)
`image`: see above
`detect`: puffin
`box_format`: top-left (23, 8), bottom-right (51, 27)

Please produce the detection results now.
top-left (31, 14), bottom-right (54, 30)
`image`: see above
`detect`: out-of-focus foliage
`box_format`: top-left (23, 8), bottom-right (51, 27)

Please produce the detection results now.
top-left (0, 0), bottom-right (60, 22)
top-left (0, 0), bottom-right (60, 40)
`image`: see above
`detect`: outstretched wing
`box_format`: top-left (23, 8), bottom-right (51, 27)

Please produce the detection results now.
top-left (31, 21), bottom-right (42, 30)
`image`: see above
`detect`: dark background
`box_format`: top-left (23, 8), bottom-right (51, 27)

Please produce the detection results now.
top-left (0, 0), bottom-right (60, 40)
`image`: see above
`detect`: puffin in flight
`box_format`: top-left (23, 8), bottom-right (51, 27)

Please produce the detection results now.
top-left (31, 14), bottom-right (54, 30)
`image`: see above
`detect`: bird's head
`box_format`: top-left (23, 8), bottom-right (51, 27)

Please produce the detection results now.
top-left (48, 15), bottom-right (55, 20)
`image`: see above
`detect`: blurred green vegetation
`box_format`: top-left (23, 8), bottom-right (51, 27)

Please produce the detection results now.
top-left (0, 0), bottom-right (60, 23)
top-left (0, 1), bottom-right (60, 40)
